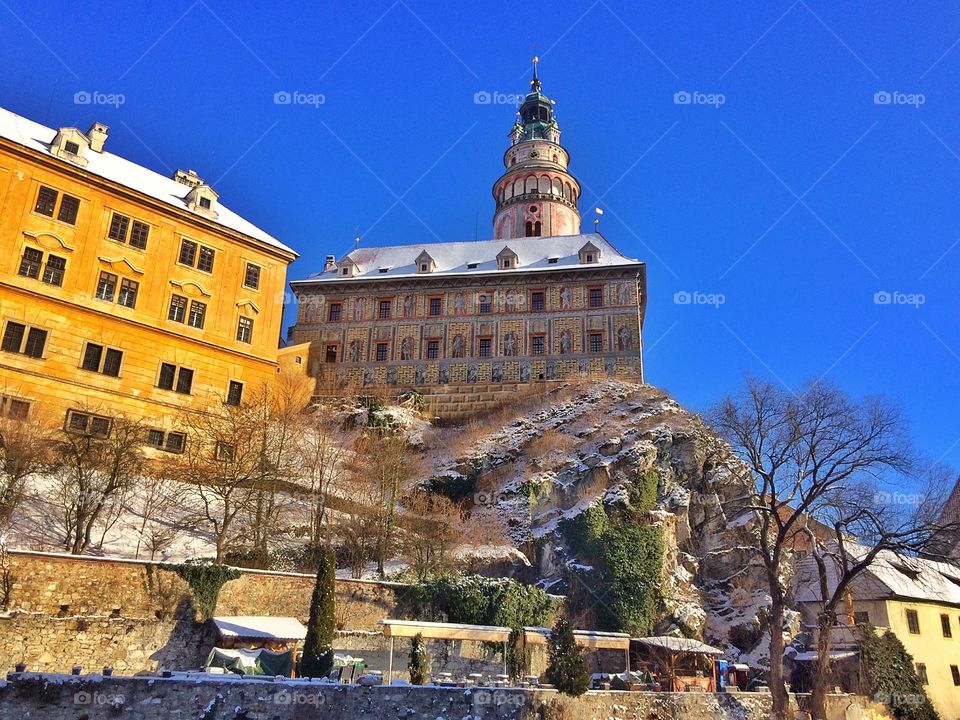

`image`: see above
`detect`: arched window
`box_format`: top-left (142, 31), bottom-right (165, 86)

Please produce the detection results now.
top-left (514, 178), bottom-right (524, 197)
top-left (525, 221), bottom-right (534, 237)
top-left (552, 154), bottom-right (558, 163)
top-left (534, 221), bottom-right (542, 236)
top-left (538, 176), bottom-right (550, 194)
top-left (525, 176), bottom-right (537, 193)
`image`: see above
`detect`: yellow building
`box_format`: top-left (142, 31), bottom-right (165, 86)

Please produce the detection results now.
top-left (796, 548), bottom-right (960, 719)
top-left (0, 106), bottom-right (296, 446)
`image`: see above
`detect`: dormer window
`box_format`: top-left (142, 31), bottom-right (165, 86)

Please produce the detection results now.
top-left (467, 262), bottom-right (478, 270)
top-left (50, 128), bottom-right (90, 166)
top-left (497, 246), bottom-right (519, 271)
top-left (176, 169), bottom-right (219, 219)
top-left (415, 250), bottom-right (436, 274)
top-left (378, 267), bottom-right (389, 274)
top-left (578, 241), bottom-right (602, 265)
top-left (338, 258), bottom-right (359, 277)
top-left (547, 257), bottom-right (558, 265)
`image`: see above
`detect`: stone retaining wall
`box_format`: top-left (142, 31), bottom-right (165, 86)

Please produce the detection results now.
top-left (3, 550), bottom-right (401, 629)
top-left (0, 674), bottom-right (889, 720)
top-left (0, 551), bottom-right (409, 675)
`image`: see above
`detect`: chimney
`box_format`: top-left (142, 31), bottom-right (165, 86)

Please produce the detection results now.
top-left (172, 169), bottom-right (204, 188)
top-left (86, 122), bottom-right (109, 153)
top-left (323, 255), bottom-right (336, 271)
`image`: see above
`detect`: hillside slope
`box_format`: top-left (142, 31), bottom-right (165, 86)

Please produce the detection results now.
top-left (426, 380), bottom-right (774, 662)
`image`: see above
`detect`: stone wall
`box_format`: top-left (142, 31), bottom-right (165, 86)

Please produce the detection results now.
top-left (2, 550), bottom-right (399, 630)
top-left (0, 674), bottom-right (890, 720)
top-left (0, 551), bottom-right (408, 675)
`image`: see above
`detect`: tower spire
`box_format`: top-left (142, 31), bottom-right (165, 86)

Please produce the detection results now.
top-left (491, 58), bottom-right (581, 240)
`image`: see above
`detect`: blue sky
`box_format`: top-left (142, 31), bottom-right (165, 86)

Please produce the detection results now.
top-left (1, 1), bottom-right (959, 470)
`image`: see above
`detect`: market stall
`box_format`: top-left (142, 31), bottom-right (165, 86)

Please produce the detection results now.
top-left (380, 618), bottom-right (512, 683)
top-left (207, 616), bottom-right (307, 678)
top-left (631, 636), bottom-right (723, 692)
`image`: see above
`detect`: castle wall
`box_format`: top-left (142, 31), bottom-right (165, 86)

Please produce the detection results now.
top-left (289, 266), bottom-right (644, 395)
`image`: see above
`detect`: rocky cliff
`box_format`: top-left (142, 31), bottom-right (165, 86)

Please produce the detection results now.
top-left (426, 380), bottom-right (775, 664)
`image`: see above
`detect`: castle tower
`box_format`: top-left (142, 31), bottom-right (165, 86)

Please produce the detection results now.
top-left (492, 58), bottom-right (581, 239)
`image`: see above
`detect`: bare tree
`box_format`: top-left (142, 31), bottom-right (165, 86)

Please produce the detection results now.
top-left (177, 374), bottom-right (313, 564)
top-left (131, 470), bottom-right (188, 561)
top-left (710, 378), bottom-right (914, 720)
top-left (301, 402), bottom-right (355, 548)
top-left (51, 415), bottom-right (145, 555)
top-left (349, 430), bottom-right (421, 578)
top-left (178, 404), bottom-right (260, 562)
top-left (803, 467), bottom-right (958, 717)
top-left (0, 414), bottom-right (51, 530)
top-left (399, 490), bottom-right (461, 581)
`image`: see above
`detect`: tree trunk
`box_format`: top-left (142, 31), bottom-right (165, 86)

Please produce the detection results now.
top-left (811, 611), bottom-right (836, 720)
top-left (768, 596), bottom-right (790, 720)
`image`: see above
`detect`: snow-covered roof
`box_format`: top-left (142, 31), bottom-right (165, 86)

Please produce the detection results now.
top-left (0, 106), bottom-right (295, 256)
top-left (291, 233), bottom-right (641, 284)
top-left (212, 616), bottom-right (307, 642)
top-left (794, 545), bottom-right (960, 607)
top-left (633, 636), bottom-right (724, 656)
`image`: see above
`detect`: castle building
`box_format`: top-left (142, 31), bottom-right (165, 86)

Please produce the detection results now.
top-left (0, 106), bottom-right (297, 445)
top-left (288, 61), bottom-right (646, 391)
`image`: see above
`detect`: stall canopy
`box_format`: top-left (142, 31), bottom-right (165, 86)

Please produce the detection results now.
top-left (206, 647), bottom-right (293, 677)
top-left (523, 627), bottom-right (631, 673)
top-left (212, 616), bottom-right (307, 643)
top-left (633, 636), bottom-right (724, 692)
top-left (633, 637), bottom-right (723, 656)
top-left (380, 619), bottom-right (513, 682)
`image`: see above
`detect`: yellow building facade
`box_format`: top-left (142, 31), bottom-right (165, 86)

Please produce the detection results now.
top-left (796, 550), bottom-right (960, 719)
top-left (0, 107), bottom-right (296, 445)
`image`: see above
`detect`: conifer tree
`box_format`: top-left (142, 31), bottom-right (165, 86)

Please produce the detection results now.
top-left (408, 632), bottom-right (430, 685)
top-left (544, 617), bottom-right (589, 696)
top-left (299, 546), bottom-right (335, 678)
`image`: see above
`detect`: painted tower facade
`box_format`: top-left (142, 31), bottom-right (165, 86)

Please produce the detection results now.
top-left (492, 58), bottom-right (581, 240)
